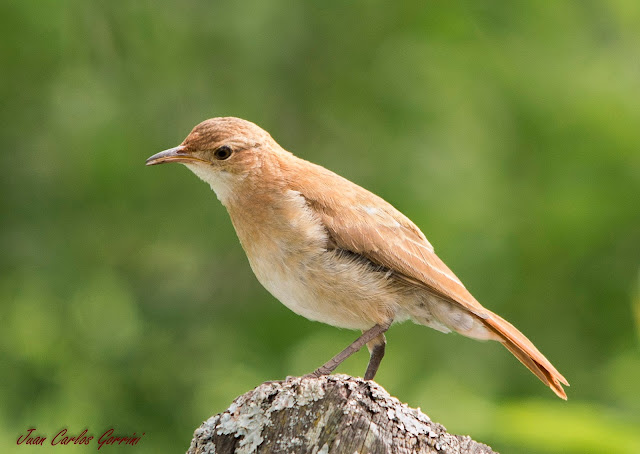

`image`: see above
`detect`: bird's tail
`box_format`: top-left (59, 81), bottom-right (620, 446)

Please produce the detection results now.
top-left (483, 310), bottom-right (569, 399)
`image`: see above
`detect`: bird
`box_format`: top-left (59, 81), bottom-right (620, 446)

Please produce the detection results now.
top-left (146, 116), bottom-right (569, 399)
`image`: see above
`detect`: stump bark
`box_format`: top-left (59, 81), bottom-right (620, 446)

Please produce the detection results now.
top-left (187, 375), bottom-right (496, 454)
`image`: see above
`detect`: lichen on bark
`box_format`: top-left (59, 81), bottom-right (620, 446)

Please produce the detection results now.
top-left (187, 375), bottom-right (497, 454)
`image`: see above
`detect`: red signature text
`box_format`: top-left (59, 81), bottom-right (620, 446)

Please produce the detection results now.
top-left (16, 427), bottom-right (145, 449)
top-left (97, 429), bottom-right (145, 450)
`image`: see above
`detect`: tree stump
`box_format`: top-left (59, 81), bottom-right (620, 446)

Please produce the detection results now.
top-left (187, 374), bottom-right (496, 454)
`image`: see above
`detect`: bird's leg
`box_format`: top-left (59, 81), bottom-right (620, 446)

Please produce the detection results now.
top-left (364, 333), bottom-right (386, 380)
top-left (307, 321), bottom-right (391, 378)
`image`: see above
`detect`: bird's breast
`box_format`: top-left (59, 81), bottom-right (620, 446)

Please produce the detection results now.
top-left (229, 190), bottom-right (401, 329)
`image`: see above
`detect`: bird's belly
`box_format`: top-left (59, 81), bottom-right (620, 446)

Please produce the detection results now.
top-left (247, 247), bottom-right (401, 330)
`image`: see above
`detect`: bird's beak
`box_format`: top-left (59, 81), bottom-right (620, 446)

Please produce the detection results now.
top-left (146, 146), bottom-right (207, 166)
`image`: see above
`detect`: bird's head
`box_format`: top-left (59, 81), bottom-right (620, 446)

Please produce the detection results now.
top-left (146, 117), bottom-right (277, 203)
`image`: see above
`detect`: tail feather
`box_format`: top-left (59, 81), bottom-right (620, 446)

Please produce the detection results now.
top-left (483, 311), bottom-right (569, 400)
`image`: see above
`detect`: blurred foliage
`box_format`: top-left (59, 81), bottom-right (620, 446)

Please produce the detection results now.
top-left (1, 1), bottom-right (639, 453)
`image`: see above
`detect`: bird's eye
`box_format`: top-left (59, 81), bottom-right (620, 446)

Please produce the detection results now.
top-left (213, 146), bottom-right (232, 160)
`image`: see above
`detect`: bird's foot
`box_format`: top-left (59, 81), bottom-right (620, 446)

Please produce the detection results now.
top-left (262, 375), bottom-right (307, 386)
top-left (302, 366), bottom-right (331, 380)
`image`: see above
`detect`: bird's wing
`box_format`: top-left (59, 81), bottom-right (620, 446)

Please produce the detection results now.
top-left (290, 161), bottom-right (489, 318)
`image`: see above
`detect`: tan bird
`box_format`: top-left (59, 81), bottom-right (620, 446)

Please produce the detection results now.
top-left (146, 117), bottom-right (569, 399)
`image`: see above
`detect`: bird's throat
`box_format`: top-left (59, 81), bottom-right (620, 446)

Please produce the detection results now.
top-left (183, 163), bottom-right (244, 206)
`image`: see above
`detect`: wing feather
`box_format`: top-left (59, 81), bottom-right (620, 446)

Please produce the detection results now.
top-left (288, 161), bottom-right (488, 318)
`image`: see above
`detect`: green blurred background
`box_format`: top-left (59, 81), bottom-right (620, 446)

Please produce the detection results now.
top-left (2, 1), bottom-right (639, 453)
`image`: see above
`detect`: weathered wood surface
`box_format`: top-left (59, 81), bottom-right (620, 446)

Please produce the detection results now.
top-left (187, 375), bottom-right (496, 454)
